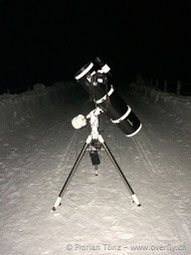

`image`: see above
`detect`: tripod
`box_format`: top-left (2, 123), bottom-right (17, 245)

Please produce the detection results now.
top-left (52, 107), bottom-right (140, 211)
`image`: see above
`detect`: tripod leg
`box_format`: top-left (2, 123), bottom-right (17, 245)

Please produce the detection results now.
top-left (102, 141), bottom-right (141, 206)
top-left (52, 142), bottom-right (88, 211)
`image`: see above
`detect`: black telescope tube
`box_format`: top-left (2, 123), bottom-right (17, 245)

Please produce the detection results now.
top-left (74, 62), bottom-right (98, 94)
top-left (74, 60), bottom-right (142, 137)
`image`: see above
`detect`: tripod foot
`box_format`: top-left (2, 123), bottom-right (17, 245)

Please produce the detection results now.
top-left (52, 196), bottom-right (62, 211)
top-left (132, 194), bottom-right (141, 206)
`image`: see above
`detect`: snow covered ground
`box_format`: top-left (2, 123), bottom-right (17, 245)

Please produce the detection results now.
top-left (0, 81), bottom-right (191, 255)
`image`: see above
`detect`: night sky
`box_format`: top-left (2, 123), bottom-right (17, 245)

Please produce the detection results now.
top-left (0, 0), bottom-right (190, 93)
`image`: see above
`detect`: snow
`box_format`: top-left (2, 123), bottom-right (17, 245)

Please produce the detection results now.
top-left (130, 81), bottom-right (191, 123)
top-left (0, 80), bottom-right (191, 255)
top-left (0, 81), bottom-right (76, 133)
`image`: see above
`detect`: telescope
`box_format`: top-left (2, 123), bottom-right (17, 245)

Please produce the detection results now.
top-left (74, 57), bottom-right (142, 137)
top-left (51, 58), bottom-right (142, 211)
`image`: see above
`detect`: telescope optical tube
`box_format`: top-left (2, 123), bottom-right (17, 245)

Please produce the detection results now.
top-left (74, 59), bottom-right (142, 137)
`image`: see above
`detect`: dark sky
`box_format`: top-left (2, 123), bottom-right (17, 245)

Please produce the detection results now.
top-left (0, 0), bottom-right (190, 93)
